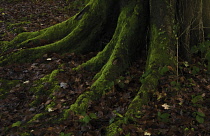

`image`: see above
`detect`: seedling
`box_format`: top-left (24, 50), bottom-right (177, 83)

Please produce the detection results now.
top-left (158, 112), bottom-right (170, 122)
top-left (193, 111), bottom-right (205, 123)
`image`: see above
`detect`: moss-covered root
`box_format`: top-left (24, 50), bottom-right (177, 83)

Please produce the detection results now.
top-left (77, 0), bottom-right (149, 73)
top-left (0, 0), bottom-right (112, 65)
top-left (107, 1), bottom-right (177, 134)
top-left (75, 32), bottom-right (117, 72)
top-left (4, 70), bottom-right (60, 132)
top-left (29, 69), bottom-right (60, 106)
top-left (126, 0), bottom-right (177, 113)
top-left (65, 0), bottom-right (148, 116)
top-left (105, 70), bottom-right (160, 135)
top-left (0, 16), bottom-right (75, 54)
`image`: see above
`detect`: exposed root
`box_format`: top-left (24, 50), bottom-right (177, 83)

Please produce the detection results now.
top-left (0, 0), bottom-right (112, 66)
top-left (66, 0), bottom-right (148, 117)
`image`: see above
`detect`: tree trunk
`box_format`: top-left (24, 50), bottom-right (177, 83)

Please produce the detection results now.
top-left (177, 0), bottom-right (205, 61)
top-left (203, 0), bottom-right (210, 39)
top-left (0, 0), bottom-right (209, 135)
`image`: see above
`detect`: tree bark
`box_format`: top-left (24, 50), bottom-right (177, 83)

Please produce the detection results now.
top-left (68, 0), bottom-right (149, 116)
top-left (177, 0), bottom-right (204, 61)
top-left (107, 0), bottom-right (177, 134)
top-left (203, 0), bottom-right (210, 39)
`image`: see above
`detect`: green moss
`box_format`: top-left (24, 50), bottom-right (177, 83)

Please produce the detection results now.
top-left (125, 8), bottom-right (176, 121)
top-left (7, 21), bottom-right (31, 29)
top-left (68, 0), bottom-right (148, 120)
top-left (147, 25), bottom-right (175, 70)
top-left (106, 120), bottom-right (124, 136)
top-left (69, 91), bottom-right (94, 115)
top-left (0, 79), bottom-right (20, 98)
top-left (27, 113), bottom-right (46, 124)
top-left (48, 69), bottom-right (59, 81)
top-left (45, 101), bottom-right (56, 111)
top-left (30, 70), bottom-right (60, 106)
top-left (65, 74), bottom-right (115, 116)
top-left (1, 0), bottom-right (113, 66)
top-left (62, 109), bottom-right (71, 120)
top-left (125, 25), bottom-right (176, 118)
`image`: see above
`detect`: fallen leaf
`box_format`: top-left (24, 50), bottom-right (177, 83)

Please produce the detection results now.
top-left (144, 131), bottom-right (151, 136)
top-left (162, 103), bottom-right (170, 110)
top-left (46, 58), bottom-right (52, 61)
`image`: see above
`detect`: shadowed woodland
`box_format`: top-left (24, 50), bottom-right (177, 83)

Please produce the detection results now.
top-left (0, 0), bottom-right (210, 135)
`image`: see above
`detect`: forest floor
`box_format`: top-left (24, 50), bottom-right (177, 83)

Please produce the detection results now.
top-left (1, 0), bottom-right (210, 136)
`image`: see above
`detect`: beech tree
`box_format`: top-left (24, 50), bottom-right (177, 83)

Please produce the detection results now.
top-left (1, 0), bottom-right (210, 135)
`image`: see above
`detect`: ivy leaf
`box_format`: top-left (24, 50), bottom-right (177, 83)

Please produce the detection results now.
top-left (159, 66), bottom-right (169, 75)
top-left (192, 66), bottom-right (200, 75)
top-left (158, 112), bottom-right (170, 122)
top-left (191, 95), bottom-right (203, 104)
top-left (82, 115), bottom-right (91, 124)
top-left (197, 111), bottom-right (205, 117)
top-left (196, 115), bottom-right (204, 123)
top-left (183, 61), bottom-right (189, 67)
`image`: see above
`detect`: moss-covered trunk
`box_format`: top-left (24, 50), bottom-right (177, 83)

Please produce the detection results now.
top-left (1, 0), bottom-right (210, 135)
top-left (106, 0), bottom-right (177, 135)
top-left (127, 0), bottom-right (177, 115)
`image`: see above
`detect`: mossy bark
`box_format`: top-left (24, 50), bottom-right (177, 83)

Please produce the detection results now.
top-left (106, 0), bottom-right (177, 134)
top-left (69, 0), bottom-right (149, 115)
top-left (0, 0), bottom-right (115, 65)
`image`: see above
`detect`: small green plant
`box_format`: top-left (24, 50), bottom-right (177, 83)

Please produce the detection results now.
top-left (170, 80), bottom-right (181, 90)
top-left (191, 41), bottom-right (210, 55)
top-left (188, 78), bottom-right (196, 86)
top-left (159, 65), bottom-right (169, 75)
top-left (184, 127), bottom-right (195, 131)
top-left (191, 95), bottom-right (203, 107)
top-left (191, 66), bottom-right (200, 75)
top-left (192, 111), bottom-right (205, 123)
top-left (157, 112), bottom-right (170, 122)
